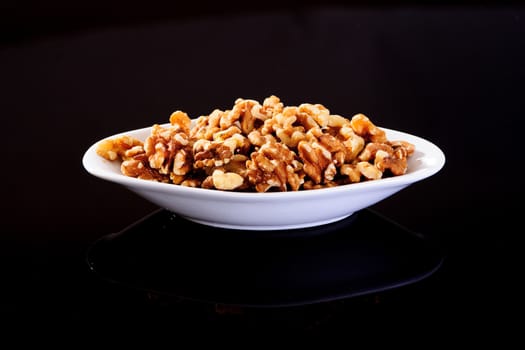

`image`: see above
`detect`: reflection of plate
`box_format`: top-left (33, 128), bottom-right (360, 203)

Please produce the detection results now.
top-left (86, 208), bottom-right (444, 307)
top-left (82, 123), bottom-right (445, 231)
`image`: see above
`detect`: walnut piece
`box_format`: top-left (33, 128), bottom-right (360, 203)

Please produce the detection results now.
top-left (211, 169), bottom-right (245, 191)
top-left (96, 135), bottom-right (143, 161)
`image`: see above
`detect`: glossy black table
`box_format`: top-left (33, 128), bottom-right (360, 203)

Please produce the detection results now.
top-left (86, 208), bottom-right (444, 307)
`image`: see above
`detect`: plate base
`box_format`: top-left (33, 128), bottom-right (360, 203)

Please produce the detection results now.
top-left (180, 213), bottom-right (354, 231)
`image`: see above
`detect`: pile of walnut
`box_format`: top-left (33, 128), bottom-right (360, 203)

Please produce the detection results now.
top-left (96, 95), bottom-right (415, 192)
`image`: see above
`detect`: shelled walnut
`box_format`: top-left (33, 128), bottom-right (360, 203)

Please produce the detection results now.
top-left (96, 95), bottom-right (415, 192)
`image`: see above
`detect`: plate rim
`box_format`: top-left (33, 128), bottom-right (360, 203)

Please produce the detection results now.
top-left (82, 123), bottom-right (446, 199)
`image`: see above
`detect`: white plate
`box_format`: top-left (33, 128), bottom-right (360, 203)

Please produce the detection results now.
top-left (82, 124), bottom-right (445, 231)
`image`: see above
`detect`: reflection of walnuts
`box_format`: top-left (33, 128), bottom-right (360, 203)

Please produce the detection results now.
top-left (96, 95), bottom-right (415, 192)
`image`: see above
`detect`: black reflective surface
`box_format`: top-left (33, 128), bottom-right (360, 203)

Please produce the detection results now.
top-left (87, 209), bottom-right (444, 307)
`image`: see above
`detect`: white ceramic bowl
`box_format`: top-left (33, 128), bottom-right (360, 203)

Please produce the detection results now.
top-left (82, 123), bottom-right (445, 231)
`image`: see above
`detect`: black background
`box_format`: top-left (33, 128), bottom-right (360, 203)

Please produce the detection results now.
top-left (1, 0), bottom-right (523, 342)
